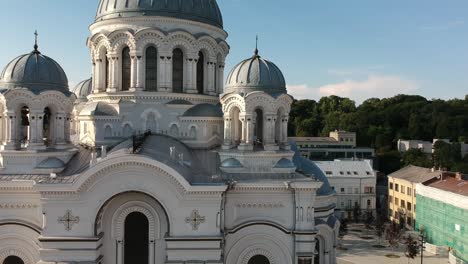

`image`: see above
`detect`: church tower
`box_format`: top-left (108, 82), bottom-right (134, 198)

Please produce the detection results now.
top-left (219, 49), bottom-right (295, 178)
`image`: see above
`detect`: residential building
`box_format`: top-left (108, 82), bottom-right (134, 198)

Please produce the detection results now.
top-left (416, 172), bottom-right (468, 263)
top-left (291, 131), bottom-right (375, 160)
top-left (398, 139), bottom-right (468, 158)
top-left (314, 159), bottom-right (376, 220)
top-left (387, 166), bottom-right (440, 229)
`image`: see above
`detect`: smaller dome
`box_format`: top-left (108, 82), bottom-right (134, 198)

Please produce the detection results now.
top-left (72, 77), bottom-right (92, 101)
top-left (274, 158), bottom-right (296, 169)
top-left (79, 102), bottom-right (118, 116)
top-left (0, 47), bottom-right (68, 93)
top-left (183, 104), bottom-right (223, 117)
top-left (225, 50), bottom-right (286, 95)
top-left (221, 158), bottom-right (243, 168)
top-left (37, 158), bottom-right (65, 169)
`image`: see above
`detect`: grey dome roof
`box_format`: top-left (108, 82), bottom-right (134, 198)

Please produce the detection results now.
top-left (183, 103), bottom-right (223, 117)
top-left (221, 158), bottom-right (243, 168)
top-left (225, 51), bottom-right (286, 95)
top-left (79, 102), bottom-right (118, 116)
top-left (96, 0), bottom-right (223, 28)
top-left (0, 49), bottom-right (69, 93)
top-left (72, 77), bottom-right (92, 101)
top-left (275, 158), bottom-right (296, 169)
top-left (37, 158), bottom-right (65, 169)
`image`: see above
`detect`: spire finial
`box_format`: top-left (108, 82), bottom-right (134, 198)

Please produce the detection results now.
top-left (254, 35), bottom-right (259, 56)
top-left (33, 30), bottom-right (39, 53)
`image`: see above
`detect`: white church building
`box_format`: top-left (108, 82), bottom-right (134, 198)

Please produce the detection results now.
top-left (0, 1), bottom-right (339, 264)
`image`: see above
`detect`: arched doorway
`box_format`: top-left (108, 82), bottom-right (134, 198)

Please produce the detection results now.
top-left (248, 255), bottom-right (270, 264)
top-left (172, 48), bottom-right (184, 93)
top-left (254, 108), bottom-right (264, 146)
top-left (124, 212), bottom-right (149, 264)
top-left (196, 51), bottom-right (204, 94)
top-left (3, 256), bottom-right (24, 264)
top-left (121, 47), bottom-right (131, 91)
top-left (20, 106), bottom-right (30, 147)
top-left (314, 238), bottom-right (321, 264)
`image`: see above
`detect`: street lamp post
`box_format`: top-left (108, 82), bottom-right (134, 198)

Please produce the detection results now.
top-left (418, 232), bottom-right (426, 264)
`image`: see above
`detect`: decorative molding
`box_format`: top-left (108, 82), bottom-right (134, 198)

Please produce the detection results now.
top-left (58, 210), bottom-right (79, 231)
top-left (185, 209), bottom-right (206, 231)
top-left (234, 202), bottom-right (284, 208)
top-left (0, 203), bottom-right (38, 209)
top-left (112, 201), bottom-right (159, 240)
top-left (0, 248), bottom-right (32, 264)
top-left (240, 247), bottom-right (277, 264)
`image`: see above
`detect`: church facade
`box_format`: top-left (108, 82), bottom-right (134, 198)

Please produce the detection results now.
top-left (0, 1), bottom-right (339, 264)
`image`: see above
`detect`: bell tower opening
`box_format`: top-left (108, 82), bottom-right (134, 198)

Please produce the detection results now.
top-left (254, 108), bottom-right (263, 146)
top-left (248, 255), bottom-right (270, 264)
top-left (124, 212), bottom-right (149, 264)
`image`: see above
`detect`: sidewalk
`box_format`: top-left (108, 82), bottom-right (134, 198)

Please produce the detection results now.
top-left (337, 225), bottom-right (449, 264)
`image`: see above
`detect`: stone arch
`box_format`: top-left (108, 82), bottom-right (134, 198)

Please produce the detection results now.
top-left (169, 123), bottom-right (180, 137)
top-left (0, 250), bottom-right (30, 264)
top-left (122, 122), bottom-right (134, 137)
top-left (245, 93), bottom-right (275, 114)
top-left (196, 37), bottom-right (217, 59)
top-left (93, 35), bottom-right (111, 58)
top-left (222, 94), bottom-right (246, 114)
top-left (104, 124), bottom-right (113, 139)
top-left (108, 30), bottom-right (136, 53)
top-left (225, 225), bottom-right (292, 264)
top-left (315, 224), bottom-right (336, 264)
top-left (135, 29), bottom-right (165, 52)
top-left (166, 31), bottom-right (196, 54)
top-left (217, 40), bottom-right (230, 58)
top-left (0, 225), bottom-right (40, 264)
top-left (112, 201), bottom-right (160, 241)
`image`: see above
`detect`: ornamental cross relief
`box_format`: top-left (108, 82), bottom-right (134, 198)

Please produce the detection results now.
top-left (185, 209), bottom-right (206, 231)
top-left (58, 210), bottom-right (80, 231)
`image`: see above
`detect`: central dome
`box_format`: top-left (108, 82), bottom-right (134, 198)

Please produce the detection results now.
top-left (95, 0), bottom-right (223, 28)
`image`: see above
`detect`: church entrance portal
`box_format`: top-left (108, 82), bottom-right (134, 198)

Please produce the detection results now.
top-left (124, 212), bottom-right (149, 264)
top-left (248, 255), bottom-right (270, 264)
top-left (3, 256), bottom-right (24, 264)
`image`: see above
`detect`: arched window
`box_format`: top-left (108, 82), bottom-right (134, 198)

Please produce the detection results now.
top-left (170, 124), bottom-right (179, 137)
top-left (145, 46), bottom-right (158, 91)
top-left (314, 238), bottom-right (321, 264)
top-left (172, 48), bottom-right (184, 93)
top-left (247, 255), bottom-right (270, 264)
top-left (121, 47), bottom-right (131, 91)
top-left (189, 126), bottom-right (197, 139)
top-left (123, 124), bottom-right (133, 137)
top-left (124, 212), bottom-right (149, 264)
top-left (3, 256), bottom-right (24, 264)
top-left (43, 107), bottom-right (52, 146)
top-left (230, 107), bottom-right (242, 145)
top-left (104, 125), bottom-right (112, 139)
top-left (145, 112), bottom-right (157, 133)
top-left (20, 106), bottom-right (30, 146)
top-left (105, 56), bottom-right (109, 89)
top-left (255, 108), bottom-right (264, 145)
top-left (196, 51), bottom-right (204, 94)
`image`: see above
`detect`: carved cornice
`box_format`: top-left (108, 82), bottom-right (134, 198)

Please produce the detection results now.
top-left (0, 202), bottom-right (38, 209)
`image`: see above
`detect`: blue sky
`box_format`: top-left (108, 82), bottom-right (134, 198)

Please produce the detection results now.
top-left (0, 0), bottom-right (467, 103)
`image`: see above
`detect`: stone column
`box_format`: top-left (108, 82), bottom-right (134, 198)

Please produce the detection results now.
top-left (281, 115), bottom-right (290, 149)
top-left (222, 116), bottom-right (232, 149)
top-left (163, 54), bottom-right (173, 92)
top-left (107, 53), bottom-right (118, 93)
top-left (264, 114), bottom-right (279, 150)
top-left (64, 115), bottom-right (71, 143)
top-left (130, 54), bottom-right (137, 91)
top-left (0, 115), bottom-right (4, 145)
top-left (92, 59), bottom-right (99, 93)
top-left (238, 114), bottom-right (253, 151)
top-left (207, 61), bottom-right (215, 95)
top-left (2, 112), bottom-right (17, 150)
top-left (136, 54), bottom-right (144, 91)
top-left (185, 55), bottom-right (198, 93)
top-left (217, 63), bottom-right (225, 94)
top-left (55, 113), bottom-right (66, 147)
top-left (28, 111), bottom-right (46, 150)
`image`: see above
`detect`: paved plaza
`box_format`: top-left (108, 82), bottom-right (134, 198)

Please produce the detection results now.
top-left (337, 225), bottom-right (449, 264)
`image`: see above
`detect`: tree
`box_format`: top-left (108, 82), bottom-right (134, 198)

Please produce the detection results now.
top-left (339, 218), bottom-right (349, 237)
top-left (433, 141), bottom-right (461, 170)
top-left (404, 235), bottom-right (419, 260)
top-left (375, 216), bottom-right (386, 246)
top-left (353, 204), bottom-right (362, 223)
top-left (385, 222), bottom-right (401, 253)
top-left (401, 149), bottom-right (432, 168)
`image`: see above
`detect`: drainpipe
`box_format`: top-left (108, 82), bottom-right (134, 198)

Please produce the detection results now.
top-left (289, 181), bottom-right (297, 264)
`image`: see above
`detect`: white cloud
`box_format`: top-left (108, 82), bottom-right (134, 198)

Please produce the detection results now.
top-left (318, 75), bottom-right (419, 102)
top-left (288, 75), bottom-right (419, 104)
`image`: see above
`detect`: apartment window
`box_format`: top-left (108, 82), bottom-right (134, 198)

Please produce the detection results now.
top-left (341, 202), bottom-right (345, 208)
top-left (400, 199), bottom-right (405, 208)
top-left (364, 187), bottom-right (374, 194)
top-left (389, 182), bottom-right (393, 190)
top-left (354, 188), bottom-right (359, 194)
top-left (389, 195), bottom-right (393, 204)
top-left (348, 200), bottom-right (352, 208)
top-left (347, 187), bottom-right (353, 194)
top-left (340, 188), bottom-right (345, 193)
top-left (407, 217), bottom-right (412, 226)
top-left (389, 209), bottom-right (393, 217)
top-left (414, 204), bottom-right (416, 211)
top-left (407, 187), bottom-right (412, 196)
top-left (367, 199), bottom-right (371, 208)
top-left (395, 184), bottom-right (399, 192)
top-left (401, 186), bottom-right (405, 194)
top-left (407, 202), bottom-right (412, 211)
top-left (325, 171), bottom-right (333, 175)
top-left (395, 197), bottom-right (399, 205)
